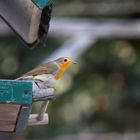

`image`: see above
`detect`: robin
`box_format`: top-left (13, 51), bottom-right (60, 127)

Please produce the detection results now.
top-left (17, 57), bottom-right (76, 88)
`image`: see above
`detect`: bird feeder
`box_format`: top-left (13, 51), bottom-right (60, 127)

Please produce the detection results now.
top-left (0, 80), bottom-right (55, 134)
top-left (0, 0), bottom-right (53, 45)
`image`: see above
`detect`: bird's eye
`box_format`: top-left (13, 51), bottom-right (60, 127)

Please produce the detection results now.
top-left (64, 59), bottom-right (68, 62)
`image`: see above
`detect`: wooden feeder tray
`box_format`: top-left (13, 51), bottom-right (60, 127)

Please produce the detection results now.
top-left (0, 80), bottom-right (54, 134)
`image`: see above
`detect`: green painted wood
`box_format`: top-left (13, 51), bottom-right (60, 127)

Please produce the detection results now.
top-left (0, 80), bottom-right (32, 105)
top-left (32, 0), bottom-right (52, 9)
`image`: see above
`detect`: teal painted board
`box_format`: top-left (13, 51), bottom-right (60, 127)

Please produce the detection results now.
top-left (0, 80), bottom-right (32, 105)
top-left (32, 0), bottom-right (51, 9)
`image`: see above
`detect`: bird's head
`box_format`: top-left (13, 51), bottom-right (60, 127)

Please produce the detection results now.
top-left (54, 57), bottom-right (76, 80)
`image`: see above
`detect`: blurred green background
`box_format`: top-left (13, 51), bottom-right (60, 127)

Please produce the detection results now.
top-left (1, 0), bottom-right (140, 140)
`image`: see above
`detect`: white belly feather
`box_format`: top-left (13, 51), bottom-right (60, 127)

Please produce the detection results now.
top-left (34, 74), bottom-right (55, 84)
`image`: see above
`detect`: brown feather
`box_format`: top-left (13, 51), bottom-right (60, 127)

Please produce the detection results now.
top-left (17, 62), bottom-right (59, 80)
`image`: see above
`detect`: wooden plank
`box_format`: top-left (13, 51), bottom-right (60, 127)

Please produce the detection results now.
top-left (0, 120), bottom-right (15, 125)
top-left (0, 125), bottom-right (15, 132)
top-left (0, 104), bottom-right (20, 131)
top-left (0, 113), bottom-right (19, 122)
top-left (28, 113), bottom-right (48, 126)
top-left (37, 100), bottom-right (49, 120)
top-left (0, 104), bottom-right (20, 111)
top-left (0, 104), bottom-right (20, 122)
top-left (0, 0), bottom-right (42, 44)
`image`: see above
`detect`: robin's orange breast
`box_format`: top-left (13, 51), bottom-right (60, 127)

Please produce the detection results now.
top-left (54, 65), bottom-right (65, 80)
top-left (54, 61), bottom-right (73, 80)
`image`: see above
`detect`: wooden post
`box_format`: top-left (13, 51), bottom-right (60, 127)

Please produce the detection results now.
top-left (28, 100), bottom-right (49, 125)
top-left (37, 100), bottom-right (50, 121)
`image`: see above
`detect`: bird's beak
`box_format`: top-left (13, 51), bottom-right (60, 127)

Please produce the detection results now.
top-left (72, 61), bottom-right (77, 64)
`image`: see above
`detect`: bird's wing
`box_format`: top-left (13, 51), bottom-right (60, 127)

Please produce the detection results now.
top-left (25, 65), bottom-right (49, 76)
top-left (17, 62), bottom-right (59, 80)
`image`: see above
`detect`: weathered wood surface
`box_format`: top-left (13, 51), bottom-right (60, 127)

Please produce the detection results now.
top-left (28, 100), bottom-right (49, 126)
top-left (0, 125), bottom-right (15, 132)
top-left (28, 113), bottom-right (48, 126)
top-left (0, 104), bottom-right (20, 132)
top-left (37, 100), bottom-right (49, 121)
top-left (0, 0), bottom-right (42, 44)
